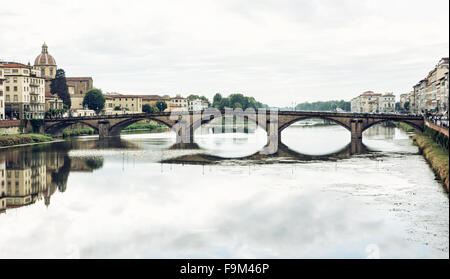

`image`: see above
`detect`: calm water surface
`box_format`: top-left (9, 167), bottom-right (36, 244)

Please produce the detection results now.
top-left (0, 123), bottom-right (448, 258)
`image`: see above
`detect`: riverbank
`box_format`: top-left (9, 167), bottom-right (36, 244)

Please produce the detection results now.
top-left (413, 133), bottom-right (449, 191)
top-left (0, 134), bottom-right (55, 148)
top-left (121, 123), bottom-right (169, 134)
top-left (395, 122), bottom-right (449, 192)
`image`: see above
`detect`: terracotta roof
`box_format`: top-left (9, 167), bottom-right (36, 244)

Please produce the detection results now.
top-left (361, 91), bottom-right (381, 96)
top-left (34, 43), bottom-right (56, 66)
top-left (45, 92), bottom-right (63, 98)
top-left (140, 95), bottom-right (169, 100)
top-left (105, 93), bottom-right (170, 100)
top-left (105, 94), bottom-right (143, 99)
top-left (1, 63), bottom-right (30, 68)
top-left (66, 77), bottom-right (93, 80)
top-left (35, 53), bottom-right (56, 66)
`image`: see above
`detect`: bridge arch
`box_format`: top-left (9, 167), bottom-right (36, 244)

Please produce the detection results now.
top-left (108, 116), bottom-right (175, 136)
top-left (361, 119), bottom-right (424, 133)
top-left (45, 120), bottom-right (100, 136)
top-left (278, 116), bottom-right (351, 133)
top-left (190, 113), bottom-right (268, 134)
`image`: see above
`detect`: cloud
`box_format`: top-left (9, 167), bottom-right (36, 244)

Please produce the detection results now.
top-left (0, 0), bottom-right (448, 106)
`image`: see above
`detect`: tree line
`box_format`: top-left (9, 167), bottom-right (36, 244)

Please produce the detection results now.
top-left (294, 100), bottom-right (350, 112)
top-left (212, 93), bottom-right (269, 110)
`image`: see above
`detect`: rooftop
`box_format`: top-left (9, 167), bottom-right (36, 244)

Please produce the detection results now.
top-left (0, 63), bottom-right (30, 69)
top-left (66, 77), bottom-right (93, 80)
top-left (104, 93), bottom-right (144, 99)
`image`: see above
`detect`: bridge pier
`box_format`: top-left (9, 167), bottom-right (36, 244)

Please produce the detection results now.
top-left (173, 120), bottom-right (194, 144)
top-left (350, 119), bottom-right (363, 140)
top-left (98, 121), bottom-right (111, 139)
top-left (260, 118), bottom-right (279, 155)
top-left (350, 139), bottom-right (365, 154)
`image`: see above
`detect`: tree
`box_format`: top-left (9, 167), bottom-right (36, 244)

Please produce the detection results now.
top-left (404, 101), bottom-right (410, 111)
top-left (84, 157), bottom-right (104, 170)
top-left (155, 100), bottom-right (167, 112)
top-left (213, 93), bottom-right (222, 107)
top-left (82, 88), bottom-right (105, 114)
top-left (295, 100), bottom-right (351, 112)
top-left (143, 104), bottom-right (156, 113)
top-left (50, 69), bottom-right (71, 108)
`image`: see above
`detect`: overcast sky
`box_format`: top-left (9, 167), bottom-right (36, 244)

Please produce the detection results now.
top-left (0, 0), bottom-right (448, 107)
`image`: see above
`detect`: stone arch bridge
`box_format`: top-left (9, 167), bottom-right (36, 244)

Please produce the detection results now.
top-left (44, 110), bottom-right (424, 148)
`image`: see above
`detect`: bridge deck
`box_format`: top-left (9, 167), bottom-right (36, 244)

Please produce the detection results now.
top-left (45, 110), bottom-right (423, 122)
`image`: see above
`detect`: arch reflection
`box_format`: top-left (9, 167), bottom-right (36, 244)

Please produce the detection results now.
top-left (161, 139), bottom-right (372, 165)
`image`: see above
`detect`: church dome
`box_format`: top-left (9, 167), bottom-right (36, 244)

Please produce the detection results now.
top-left (34, 43), bottom-right (56, 66)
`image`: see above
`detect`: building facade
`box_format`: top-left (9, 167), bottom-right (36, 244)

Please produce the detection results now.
top-left (188, 99), bottom-right (209, 111)
top-left (1, 63), bottom-right (46, 119)
top-left (410, 58), bottom-right (449, 114)
top-left (67, 77), bottom-right (94, 109)
top-left (407, 90), bottom-right (416, 113)
top-left (350, 91), bottom-right (396, 113)
top-left (169, 95), bottom-right (188, 112)
top-left (140, 95), bottom-right (170, 111)
top-left (400, 93), bottom-right (408, 111)
top-left (104, 94), bottom-right (143, 114)
top-left (378, 93), bottom-right (396, 113)
top-left (0, 67), bottom-right (5, 120)
top-left (45, 91), bottom-right (64, 111)
top-left (437, 72), bottom-right (449, 113)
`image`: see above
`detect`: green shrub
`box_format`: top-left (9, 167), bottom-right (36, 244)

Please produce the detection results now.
top-left (62, 128), bottom-right (95, 137)
top-left (0, 134), bottom-right (53, 147)
top-left (122, 123), bottom-right (167, 132)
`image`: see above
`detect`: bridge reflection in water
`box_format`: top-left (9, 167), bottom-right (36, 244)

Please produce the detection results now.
top-left (0, 128), bottom-right (383, 214)
top-left (162, 139), bottom-right (372, 165)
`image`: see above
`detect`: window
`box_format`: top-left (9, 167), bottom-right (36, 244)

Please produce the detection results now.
top-left (6, 86), bottom-right (10, 92)
top-left (14, 95), bottom-right (18, 102)
top-left (12, 69), bottom-right (18, 73)
top-left (13, 86), bottom-right (17, 91)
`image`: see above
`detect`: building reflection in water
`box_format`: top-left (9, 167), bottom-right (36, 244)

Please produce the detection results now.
top-left (0, 142), bottom-right (107, 215)
top-left (0, 148), bottom-right (72, 214)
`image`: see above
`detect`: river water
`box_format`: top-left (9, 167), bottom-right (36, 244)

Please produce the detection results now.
top-left (0, 123), bottom-right (448, 258)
